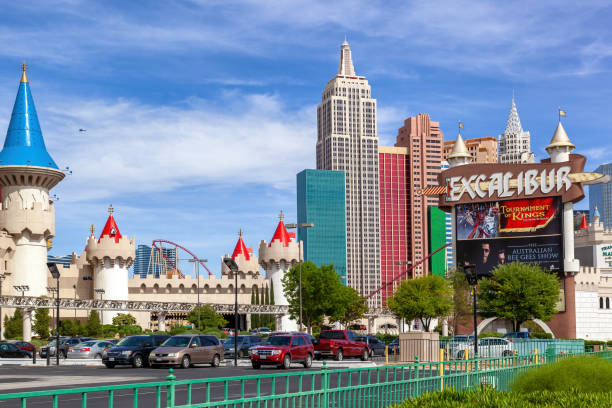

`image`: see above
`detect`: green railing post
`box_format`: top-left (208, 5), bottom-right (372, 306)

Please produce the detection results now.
top-left (321, 360), bottom-right (329, 407)
top-left (166, 368), bottom-right (176, 408)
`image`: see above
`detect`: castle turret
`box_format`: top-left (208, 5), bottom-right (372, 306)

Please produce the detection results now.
top-left (86, 205), bottom-right (135, 323)
top-left (447, 134), bottom-right (472, 167)
top-left (0, 65), bottom-right (65, 299)
top-left (259, 211), bottom-right (301, 331)
top-left (221, 229), bottom-right (260, 277)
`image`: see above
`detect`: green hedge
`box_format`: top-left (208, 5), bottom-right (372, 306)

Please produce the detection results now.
top-left (375, 333), bottom-right (398, 344)
top-left (392, 388), bottom-right (612, 407)
top-left (511, 355), bottom-right (612, 393)
top-left (478, 331), bottom-right (504, 338)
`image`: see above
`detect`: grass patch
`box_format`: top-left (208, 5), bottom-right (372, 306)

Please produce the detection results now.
top-left (392, 388), bottom-right (612, 407)
top-left (511, 355), bottom-right (612, 393)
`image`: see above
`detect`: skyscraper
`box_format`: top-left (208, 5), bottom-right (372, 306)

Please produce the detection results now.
top-left (133, 244), bottom-right (177, 278)
top-left (316, 41), bottom-right (380, 306)
top-left (395, 114), bottom-right (444, 277)
top-left (589, 163), bottom-right (612, 229)
top-left (498, 98), bottom-right (534, 163)
top-left (296, 169), bottom-right (347, 284)
top-left (378, 146), bottom-right (409, 306)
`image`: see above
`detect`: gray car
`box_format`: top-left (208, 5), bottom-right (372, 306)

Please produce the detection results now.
top-left (67, 340), bottom-right (114, 359)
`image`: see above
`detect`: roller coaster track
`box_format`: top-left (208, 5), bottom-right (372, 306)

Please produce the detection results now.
top-left (151, 239), bottom-right (213, 277)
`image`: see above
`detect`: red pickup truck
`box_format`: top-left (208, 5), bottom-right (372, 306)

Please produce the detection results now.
top-left (314, 330), bottom-right (370, 361)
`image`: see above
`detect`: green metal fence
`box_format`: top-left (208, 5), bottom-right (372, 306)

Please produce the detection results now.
top-left (0, 350), bottom-right (609, 408)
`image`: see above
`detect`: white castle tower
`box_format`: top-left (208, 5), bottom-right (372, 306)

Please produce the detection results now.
top-left (259, 211), bottom-right (300, 331)
top-left (86, 205), bottom-right (135, 323)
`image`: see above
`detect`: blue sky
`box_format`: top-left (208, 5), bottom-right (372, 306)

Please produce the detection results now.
top-left (0, 0), bottom-right (611, 276)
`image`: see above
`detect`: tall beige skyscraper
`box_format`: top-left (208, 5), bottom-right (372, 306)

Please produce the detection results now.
top-left (316, 41), bottom-right (381, 307)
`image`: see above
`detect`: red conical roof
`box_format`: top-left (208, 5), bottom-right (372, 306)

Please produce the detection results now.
top-left (231, 234), bottom-right (250, 261)
top-left (270, 211), bottom-right (293, 247)
top-left (98, 204), bottom-right (122, 243)
top-left (579, 214), bottom-right (588, 229)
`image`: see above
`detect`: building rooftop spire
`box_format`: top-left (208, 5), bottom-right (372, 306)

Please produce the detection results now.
top-left (504, 96), bottom-right (523, 135)
top-left (337, 40), bottom-right (356, 76)
top-left (98, 204), bottom-right (122, 243)
top-left (231, 229), bottom-right (250, 260)
top-left (0, 65), bottom-right (59, 169)
top-left (545, 121), bottom-right (575, 153)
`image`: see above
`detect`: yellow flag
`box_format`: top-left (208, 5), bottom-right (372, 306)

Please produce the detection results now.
top-left (559, 109), bottom-right (567, 117)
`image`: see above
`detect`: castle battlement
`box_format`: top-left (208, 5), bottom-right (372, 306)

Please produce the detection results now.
top-left (86, 235), bottom-right (135, 268)
top-left (258, 239), bottom-right (301, 269)
top-left (0, 201), bottom-right (55, 237)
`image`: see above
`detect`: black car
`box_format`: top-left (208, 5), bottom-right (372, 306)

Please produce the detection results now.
top-left (102, 334), bottom-right (170, 368)
top-left (223, 335), bottom-right (262, 358)
top-left (357, 335), bottom-right (386, 357)
top-left (0, 342), bottom-right (30, 358)
top-left (40, 337), bottom-right (95, 358)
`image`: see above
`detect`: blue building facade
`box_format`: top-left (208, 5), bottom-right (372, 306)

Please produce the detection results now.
top-left (589, 163), bottom-right (612, 229)
top-left (133, 244), bottom-right (177, 278)
top-left (297, 169), bottom-right (347, 284)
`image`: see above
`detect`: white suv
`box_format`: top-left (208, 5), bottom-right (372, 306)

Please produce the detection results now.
top-left (465, 337), bottom-right (513, 358)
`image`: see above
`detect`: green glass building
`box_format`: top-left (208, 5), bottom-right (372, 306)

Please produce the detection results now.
top-left (428, 206), bottom-right (447, 277)
top-left (297, 169), bottom-right (347, 284)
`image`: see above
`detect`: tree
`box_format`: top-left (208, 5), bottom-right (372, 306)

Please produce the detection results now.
top-left (477, 262), bottom-right (560, 332)
top-left (112, 313), bottom-right (137, 326)
top-left (187, 305), bottom-right (228, 330)
top-left (328, 285), bottom-right (368, 328)
top-left (282, 261), bottom-right (343, 333)
top-left (250, 287), bottom-right (259, 329)
top-left (60, 319), bottom-right (76, 337)
top-left (86, 310), bottom-right (102, 337)
top-left (3, 309), bottom-right (23, 339)
top-left (447, 269), bottom-right (472, 336)
top-left (387, 275), bottom-right (453, 332)
top-left (33, 308), bottom-right (50, 339)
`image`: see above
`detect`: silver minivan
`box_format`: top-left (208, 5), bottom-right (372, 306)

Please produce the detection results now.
top-left (150, 335), bottom-right (224, 369)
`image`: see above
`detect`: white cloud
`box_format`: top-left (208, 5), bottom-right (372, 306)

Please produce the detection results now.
top-left (43, 91), bottom-right (316, 202)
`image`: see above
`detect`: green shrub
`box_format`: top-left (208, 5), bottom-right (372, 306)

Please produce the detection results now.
top-left (511, 356), bottom-right (612, 393)
top-left (391, 388), bottom-right (612, 407)
top-left (584, 340), bottom-right (606, 345)
top-left (375, 333), bottom-right (398, 344)
top-left (478, 331), bottom-right (503, 338)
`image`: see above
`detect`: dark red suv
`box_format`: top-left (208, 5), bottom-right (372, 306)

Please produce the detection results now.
top-left (249, 334), bottom-right (314, 369)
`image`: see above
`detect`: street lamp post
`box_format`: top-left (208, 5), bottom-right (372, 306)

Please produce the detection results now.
top-left (13, 285), bottom-right (29, 298)
top-left (464, 264), bottom-right (479, 357)
top-left (223, 257), bottom-right (239, 367)
top-left (73, 284), bottom-right (77, 320)
top-left (188, 258), bottom-right (207, 333)
top-left (47, 263), bottom-right (61, 366)
top-left (94, 288), bottom-right (105, 338)
top-left (0, 272), bottom-right (10, 340)
top-left (285, 222), bottom-right (314, 332)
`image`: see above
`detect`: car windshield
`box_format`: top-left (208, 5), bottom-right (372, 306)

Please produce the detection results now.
top-left (116, 337), bottom-right (146, 347)
top-left (267, 336), bottom-right (291, 346)
top-left (162, 337), bottom-right (192, 347)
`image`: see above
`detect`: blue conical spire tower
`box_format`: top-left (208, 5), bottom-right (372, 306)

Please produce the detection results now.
top-left (0, 64), bottom-right (58, 169)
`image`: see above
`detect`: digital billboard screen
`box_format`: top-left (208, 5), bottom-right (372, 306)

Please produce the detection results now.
top-left (456, 197), bottom-right (563, 276)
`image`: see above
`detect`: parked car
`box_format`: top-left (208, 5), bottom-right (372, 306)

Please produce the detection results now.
top-left (249, 334), bottom-right (314, 369)
top-left (6, 340), bottom-right (35, 355)
top-left (463, 337), bottom-right (513, 358)
top-left (258, 327), bottom-right (271, 335)
top-left (447, 336), bottom-right (474, 359)
top-left (0, 342), bottom-right (30, 358)
top-left (102, 334), bottom-right (170, 368)
top-left (150, 334), bottom-right (224, 369)
top-left (314, 330), bottom-right (369, 361)
top-left (270, 331), bottom-right (316, 344)
top-left (356, 335), bottom-right (385, 357)
top-left (40, 337), bottom-right (95, 358)
top-left (502, 332), bottom-right (531, 340)
top-left (223, 335), bottom-right (262, 358)
top-left (67, 340), bottom-right (114, 359)
top-left (388, 338), bottom-right (400, 354)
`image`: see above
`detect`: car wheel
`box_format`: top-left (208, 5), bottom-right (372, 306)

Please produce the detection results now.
top-left (335, 349), bottom-right (343, 361)
top-left (94, 353), bottom-right (102, 359)
top-left (282, 354), bottom-right (291, 369)
top-left (458, 350), bottom-right (465, 359)
top-left (180, 355), bottom-right (191, 369)
top-left (314, 355), bottom-right (322, 361)
top-left (60, 351), bottom-right (67, 359)
top-left (303, 353), bottom-right (312, 368)
top-left (132, 354), bottom-right (144, 368)
top-left (369, 350), bottom-right (374, 359)
top-left (361, 349), bottom-right (369, 361)
top-left (105, 363), bottom-right (116, 368)
top-left (211, 354), bottom-right (220, 368)
top-left (238, 350), bottom-right (245, 359)
top-left (252, 362), bottom-right (261, 369)
top-left (502, 350), bottom-right (513, 357)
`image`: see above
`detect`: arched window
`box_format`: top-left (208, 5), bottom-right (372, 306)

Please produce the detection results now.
top-left (179, 284), bottom-right (185, 294)
top-left (153, 283), bottom-right (159, 294)
top-left (140, 283), bottom-right (146, 294)
top-left (607, 298), bottom-right (610, 309)
top-left (191, 284), bottom-right (197, 294)
top-left (166, 284), bottom-right (172, 294)
top-left (600, 297), bottom-right (604, 309)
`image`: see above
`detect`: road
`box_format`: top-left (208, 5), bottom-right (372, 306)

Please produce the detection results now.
top-left (0, 361), bottom-right (421, 408)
